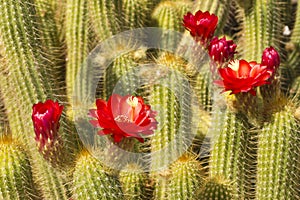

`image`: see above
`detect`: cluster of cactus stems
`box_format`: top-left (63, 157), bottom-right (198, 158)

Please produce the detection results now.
top-left (0, 0), bottom-right (299, 200)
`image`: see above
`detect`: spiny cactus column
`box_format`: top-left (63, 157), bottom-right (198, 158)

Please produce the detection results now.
top-left (88, 0), bottom-right (120, 42)
top-left (66, 0), bottom-right (90, 110)
top-left (0, 139), bottom-right (40, 200)
top-left (121, 0), bottom-right (152, 29)
top-left (237, 0), bottom-right (285, 61)
top-left (256, 105), bottom-right (300, 199)
top-left (149, 60), bottom-right (194, 171)
top-left (72, 150), bottom-right (123, 200)
top-left (119, 163), bottom-right (147, 200)
top-left (197, 177), bottom-right (234, 200)
top-left (0, 0), bottom-right (52, 140)
top-left (209, 108), bottom-right (253, 199)
top-left (168, 154), bottom-right (204, 200)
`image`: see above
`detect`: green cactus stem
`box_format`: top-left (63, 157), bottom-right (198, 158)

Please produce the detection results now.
top-left (72, 150), bottom-right (123, 199)
top-left (237, 0), bottom-right (285, 61)
top-left (88, 0), bottom-right (120, 42)
top-left (0, 138), bottom-right (40, 200)
top-left (149, 65), bottom-right (195, 171)
top-left (256, 105), bottom-right (300, 199)
top-left (119, 163), bottom-right (147, 200)
top-left (209, 107), bottom-right (254, 199)
top-left (197, 177), bottom-right (234, 200)
top-left (65, 0), bottom-right (90, 110)
top-left (0, 0), bottom-right (52, 140)
top-left (121, 0), bottom-right (151, 29)
top-left (168, 154), bottom-right (204, 200)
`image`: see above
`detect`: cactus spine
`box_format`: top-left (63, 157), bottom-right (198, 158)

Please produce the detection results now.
top-left (0, 139), bottom-right (40, 200)
top-left (256, 105), bottom-right (300, 199)
top-left (72, 150), bottom-right (123, 200)
top-left (209, 108), bottom-right (253, 199)
top-left (119, 163), bottom-right (147, 200)
top-left (198, 177), bottom-right (234, 200)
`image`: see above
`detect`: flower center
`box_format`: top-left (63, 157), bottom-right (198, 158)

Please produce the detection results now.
top-left (228, 60), bottom-right (239, 71)
top-left (114, 115), bottom-right (131, 123)
top-left (126, 96), bottom-right (138, 122)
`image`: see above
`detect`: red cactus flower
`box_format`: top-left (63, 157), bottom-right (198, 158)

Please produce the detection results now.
top-left (208, 36), bottom-right (237, 65)
top-left (183, 10), bottom-right (218, 46)
top-left (261, 46), bottom-right (280, 72)
top-left (32, 100), bottom-right (63, 150)
top-left (89, 94), bottom-right (158, 143)
top-left (215, 60), bottom-right (273, 96)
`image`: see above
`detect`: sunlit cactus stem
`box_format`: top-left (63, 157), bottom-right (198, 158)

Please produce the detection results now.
top-left (72, 150), bottom-right (123, 200)
top-left (209, 108), bottom-right (254, 199)
top-left (256, 105), bottom-right (300, 199)
top-left (0, 139), bottom-right (40, 200)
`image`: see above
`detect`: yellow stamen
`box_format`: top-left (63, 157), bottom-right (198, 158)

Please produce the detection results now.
top-left (126, 96), bottom-right (138, 122)
top-left (228, 60), bottom-right (239, 71)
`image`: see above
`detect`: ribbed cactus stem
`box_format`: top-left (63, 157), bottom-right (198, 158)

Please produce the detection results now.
top-left (102, 53), bottom-right (139, 100)
top-left (209, 108), bottom-right (253, 199)
top-left (149, 66), bottom-right (194, 171)
top-left (239, 0), bottom-right (284, 61)
top-left (72, 150), bottom-right (123, 200)
top-left (119, 163), bottom-right (147, 200)
top-left (30, 151), bottom-right (69, 200)
top-left (88, 0), bottom-right (120, 41)
top-left (256, 105), bottom-right (300, 199)
top-left (198, 177), bottom-right (234, 200)
top-left (193, 0), bottom-right (232, 34)
top-left (122, 0), bottom-right (151, 29)
top-left (168, 154), bottom-right (204, 200)
top-left (65, 0), bottom-right (89, 108)
top-left (290, 0), bottom-right (300, 43)
top-left (0, 139), bottom-right (40, 200)
top-left (0, 0), bottom-right (53, 141)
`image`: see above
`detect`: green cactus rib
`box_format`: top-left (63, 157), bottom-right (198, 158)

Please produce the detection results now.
top-left (65, 0), bottom-right (89, 108)
top-left (0, 0), bottom-right (53, 139)
top-left (34, 0), bottom-right (66, 94)
top-left (209, 108), bottom-right (253, 199)
top-left (88, 0), bottom-right (120, 42)
top-left (102, 53), bottom-right (139, 100)
top-left (168, 154), bottom-right (204, 200)
top-left (121, 0), bottom-right (151, 29)
top-left (150, 68), bottom-right (195, 171)
top-left (72, 151), bottom-right (123, 200)
top-left (0, 140), bottom-right (40, 200)
top-left (197, 177), bottom-right (234, 200)
top-left (193, 0), bottom-right (232, 34)
top-left (238, 0), bottom-right (285, 61)
top-left (29, 150), bottom-right (70, 200)
top-left (256, 105), bottom-right (300, 199)
top-left (291, 0), bottom-right (300, 44)
top-left (119, 163), bottom-right (147, 200)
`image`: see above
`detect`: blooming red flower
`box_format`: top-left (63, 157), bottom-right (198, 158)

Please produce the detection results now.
top-left (89, 94), bottom-right (158, 143)
top-left (261, 46), bottom-right (280, 72)
top-left (208, 36), bottom-right (237, 65)
top-left (183, 10), bottom-right (218, 46)
top-left (32, 100), bottom-right (63, 150)
top-left (215, 60), bottom-right (273, 96)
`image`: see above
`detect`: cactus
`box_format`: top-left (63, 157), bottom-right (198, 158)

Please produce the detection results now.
top-left (197, 177), bottom-right (234, 200)
top-left (256, 104), bottom-right (300, 199)
top-left (0, 138), bottom-right (40, 200)
top-left (72, 150), bottom-right (123, 200)
top-left (0, 0), bottom-right (299, 199)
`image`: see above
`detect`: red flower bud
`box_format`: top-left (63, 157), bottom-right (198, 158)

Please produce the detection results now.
top-left (208, 36), bottom-right (237, 65)
top-left (215, 60), bottom-right (273, 96)
top-left (183, 10), bottom-right (218, 47)
top-left (89, 94), bottom-right (158, 143)
top-left (261, 46), bottom-right (280, 72)
top-left (32, 100), bottom-right (63, 150)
